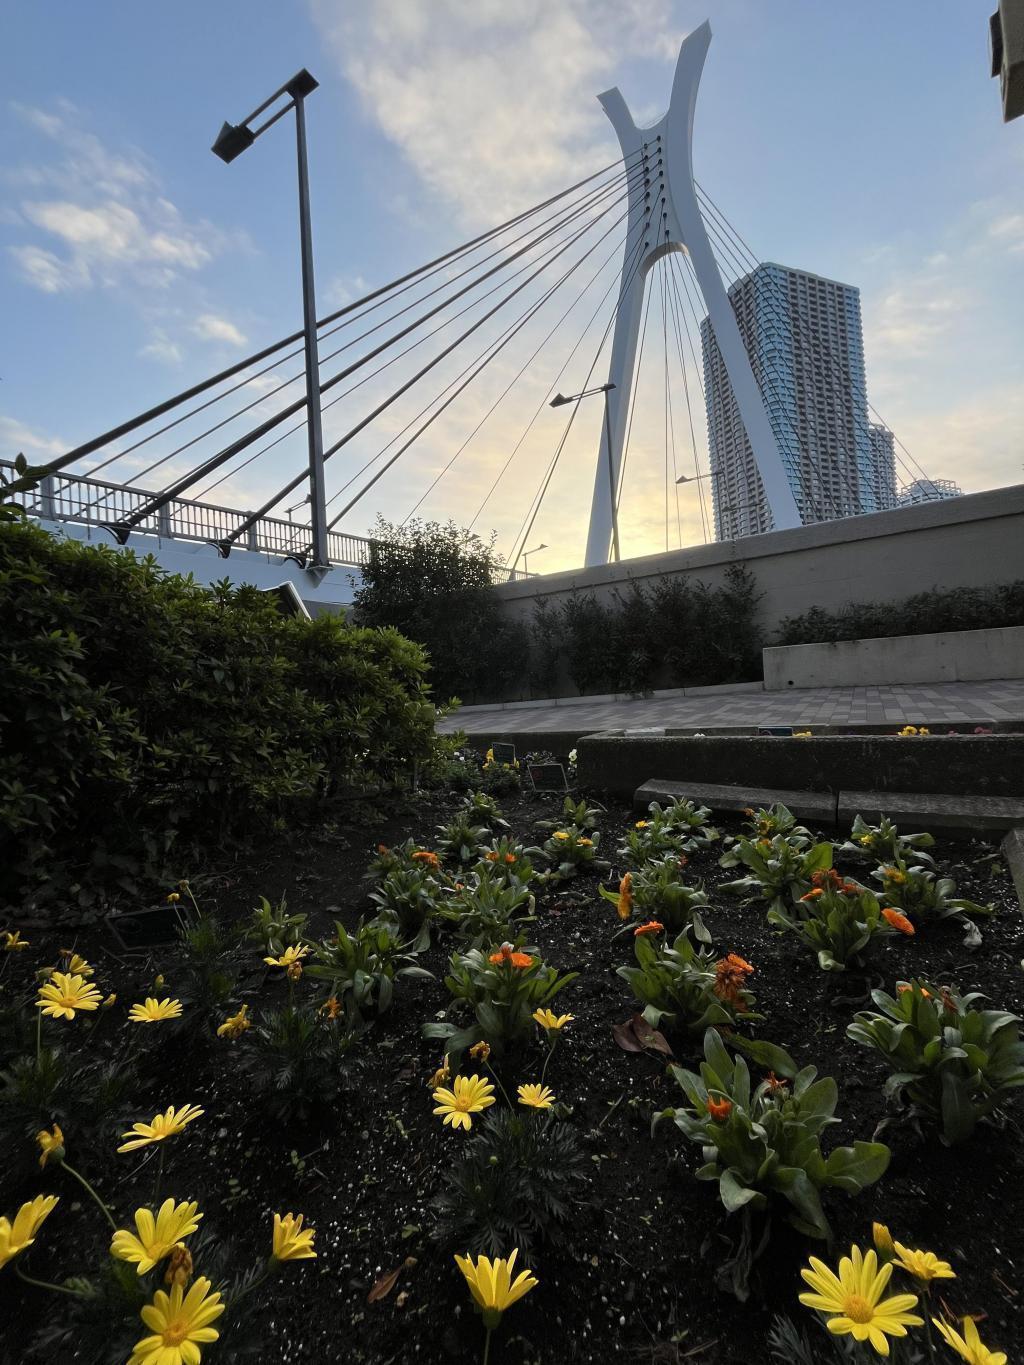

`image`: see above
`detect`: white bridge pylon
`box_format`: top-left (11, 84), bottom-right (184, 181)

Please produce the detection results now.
top-left (584, 20), bottom-right (802, 567)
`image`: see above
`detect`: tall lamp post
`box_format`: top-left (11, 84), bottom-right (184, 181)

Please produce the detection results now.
top-left (212, 69), bottom-right (329, 574)
top-left (550, 382), bottom-right (619, 562)
top-left (522, 542), bottom-right (548, 576)
top-left (676, 469), bottom-right (741, 540)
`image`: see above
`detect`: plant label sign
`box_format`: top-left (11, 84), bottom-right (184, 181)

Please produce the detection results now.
top-left (489, 742), bottom-right (517, 765)
top-left (529, 763), bottom-right (568, 792)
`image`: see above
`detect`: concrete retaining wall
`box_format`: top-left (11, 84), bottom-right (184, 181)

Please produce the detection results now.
top-left (575, 734), bottom-right (1024, 801)
top-left (763, 625), bottom-right (1024, 689)
top-left (490, 485), bottom-right (1024, 700)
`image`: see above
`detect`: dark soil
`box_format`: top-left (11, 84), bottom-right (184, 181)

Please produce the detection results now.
top-left (2, 788), bottom-right (1022, 1365)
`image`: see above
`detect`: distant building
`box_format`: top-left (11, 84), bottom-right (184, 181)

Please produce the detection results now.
top-left (867, 423), bottom-right (898, 511)
top-left (701, 263), bottom-right (883, 540)
top-left (898, 477), bottom-right (963, 506)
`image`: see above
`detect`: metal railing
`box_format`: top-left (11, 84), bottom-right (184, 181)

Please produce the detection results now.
top-left (4, 460), bottom-right (527, 580)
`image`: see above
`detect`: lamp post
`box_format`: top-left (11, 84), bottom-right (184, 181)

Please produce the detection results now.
top-left (676, 469), bottom-right (742, 540)
top-left (522, 542), bottom-right (548, 576)
top-left (212, 69), bottom-right (329, 574)
top-left (550, 382), bottom-right (619, 562)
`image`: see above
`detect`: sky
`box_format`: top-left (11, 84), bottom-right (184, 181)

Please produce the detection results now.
top-left (2, 0), bottom-right (1022, 572)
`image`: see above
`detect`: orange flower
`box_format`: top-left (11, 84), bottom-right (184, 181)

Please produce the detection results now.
top-left (897, 983), bottom-right (931, 998)
top-left (616, 872), bottom-right (633, 921)
top-left (412, 850), bottom-right (440, 869)
top-left (485, 851), bottom-right (499, 862)
top-left (811, 868), bottom-right (842, 890)
top-left (766, 1071), bottom-right (788, 1095)
top-left (504, 852), bottom-right (517, 864)
top-left (713, 954), bottom-right (754, 1007)
top-left (706, 1095), bottom-right (732, 1121)
top-left (488, 946), bottom-right (534, 969)
top-left (377, 844), bottom-right (389, 855)
top-left (743, 807), bottom-right (755, 817)
top-left (800, 888), bottom-right (824, 901)
top-left (634, 921), bottom-right (664, 937)
top-left (882, 908), bottom-right (915, 935)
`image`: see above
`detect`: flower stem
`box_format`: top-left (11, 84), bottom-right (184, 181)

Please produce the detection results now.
top-left (14, 1260), bottom-right (83, 1298)
top-left (62, 1161), bottom-right (118, 1232)
top-left (920, 1291), bottom-right (938, 1360)
top-left (482, 1326), bottom-right (493, 1365)
top-left (485, 1060), bottom-right (514, 1111)
top-left (35, 1007), bottom-right (42, 1068)
top-left (539, 1034), bottom-right (557, 1088)
top-left (154, 1143), bottom-right (166, 1202)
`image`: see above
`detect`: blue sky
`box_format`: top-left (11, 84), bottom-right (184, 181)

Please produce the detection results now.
top-left (2, 1), bottom-right (1021, 569)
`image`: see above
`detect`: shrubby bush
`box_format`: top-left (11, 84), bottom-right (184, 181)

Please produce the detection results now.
top-left (0, 519), bottom-right (434, 909)
top-left (536, 562), bottom-right (764, 696)
top-left (352, 516), bottom-right (530, 701)
top-left (775, 579), bottom-right (1024, 646)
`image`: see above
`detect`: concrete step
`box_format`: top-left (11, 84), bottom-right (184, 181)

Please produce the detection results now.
top-left (634, 780), bottom-right (836, 825)
top-left (838, 790), bottom-right (1024, 839)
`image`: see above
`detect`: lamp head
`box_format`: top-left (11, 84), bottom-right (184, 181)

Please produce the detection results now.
top-left (286, 69), bottom-right (319, 99)
top-left (549, 393), bottom-right (570, 408)
top-left (211, 121), bottom-right (256, 163)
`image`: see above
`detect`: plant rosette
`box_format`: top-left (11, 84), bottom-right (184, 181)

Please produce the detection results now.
top-left (617, 928), bottom-right (762, 1036)
top-left (541, 825), bottom-right (607, 883)
top-left (847, 980), bottom-right (1024, 1145)
top-left (423, 944), bottom-right (577, 1061)
top-left (767, 881), bottom-right (893, 972)
top-left (719, 839), bottom-right (834, 915)
top-left (838, 813), bottom-right (936, 867)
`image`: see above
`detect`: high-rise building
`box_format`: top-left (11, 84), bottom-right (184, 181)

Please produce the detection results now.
top-left (868, 423), bottom-right (898, 511)
top-left (700, 263), bottom-right (884, 540)
top-left (898, 477), bottom-right (963, 506)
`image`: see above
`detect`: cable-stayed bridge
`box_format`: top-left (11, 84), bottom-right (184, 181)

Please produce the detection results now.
top-left (14, 23), bottom-right (941, 608)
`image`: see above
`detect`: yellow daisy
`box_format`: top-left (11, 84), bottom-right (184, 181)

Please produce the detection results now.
top-left (533, 1008), bottom-right (574, 1031)
top-left (892, 1241), bottom-right (956, 1283)
top-left (432, 1075), bottom-right (496, 1131)
top-left (36, 972), bottom-right (103, 1020)
top-left (932, 1315), bottom-right (1007, 1365)
top-left (2, 930), bottom-right (30, 951)
top-left (111, 1199), bottom-right (203, 1275)
top-left (35, 1124), bottom-right (65, 1169)
top-left (799, 1244), bottom-right (922, 1355)
top-left (263, 944), bottom-right (310, 968)
top-left (517, 1083), bottom-right (556, 1110)
top-left (216, 1004), bottom-right (250, 1039)
top-left (0, 1195), bottom-right (59, 1269)
top-left (61, 953), bottom-right (94, 977)
top-left (271, 1212), bottom-right (317, 1262)
top-left (128, 1276), bottom-right (225, 1365)
top-left (128, 998), bottom-right (184, 1024)
top-left (455, 1248), bottom-right (538, 1328)
top-left (118, 1104), bottom-right (204, 1153)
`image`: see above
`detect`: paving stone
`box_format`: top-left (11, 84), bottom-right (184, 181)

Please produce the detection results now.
top-left (635, 779), bottom-right (836, 825)
top-left (838, 790), bottom-right (1024, 840)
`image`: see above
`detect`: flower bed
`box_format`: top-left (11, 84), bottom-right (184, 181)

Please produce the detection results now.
top-left (1, 784), bottom-right (1022, 1363)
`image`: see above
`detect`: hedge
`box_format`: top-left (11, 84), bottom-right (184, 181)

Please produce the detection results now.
top-left (0, 520), bottom-right (435, 909)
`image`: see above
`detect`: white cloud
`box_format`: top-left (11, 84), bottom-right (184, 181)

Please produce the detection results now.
top-left (0, 415), bottom-right (66, 460)
top-left (988, 212), bottom-right (1024, 254)
top-left (192, 313), bottom-right (247, 346)
top-left (5, 103), bottom-right (226, 293)
top-left (140, 331), bottom-right (184, 365)
top-left (309, 0), bottom-right (684, 229)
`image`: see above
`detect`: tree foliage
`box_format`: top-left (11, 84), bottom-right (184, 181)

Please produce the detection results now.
top-left (352, 517), bottom-right (529, 701)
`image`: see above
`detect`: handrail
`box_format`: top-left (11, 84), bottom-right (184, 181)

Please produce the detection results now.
top-left (3, 460), bottom-right (527, 581)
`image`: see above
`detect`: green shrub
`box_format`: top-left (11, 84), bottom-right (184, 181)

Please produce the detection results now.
top-left (352, 516), bottom-right (530, 701)
top-left (0, 519), bottom-right (434, 908)
top-left (775, 580), bottom-right (1024, 646)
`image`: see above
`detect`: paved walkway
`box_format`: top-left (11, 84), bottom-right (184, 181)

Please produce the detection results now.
top-left (439, 679), bottom-right (1024, 734)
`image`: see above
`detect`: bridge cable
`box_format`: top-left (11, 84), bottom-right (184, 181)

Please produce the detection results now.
top-left (664, 254), bottom-right (709, 544)
top-left (49, 155), bottom-right (644, 478)
top-left (222, 186), bottom-right (638, 549)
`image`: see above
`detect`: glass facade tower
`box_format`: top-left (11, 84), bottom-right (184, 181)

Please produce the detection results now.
top-left (700, 263), bottom-right (885, 540)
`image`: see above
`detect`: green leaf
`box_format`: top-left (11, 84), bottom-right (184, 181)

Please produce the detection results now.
top-left (823, 1141), bottom-right (890, 1191)
top-left (719, 1168), bottom-right (762, 1212)
top-left (729, 1036), bottom-right (799, 1080)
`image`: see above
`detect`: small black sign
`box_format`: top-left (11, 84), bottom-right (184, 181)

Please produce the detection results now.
top-left (528, 762), bottom-right (568, 792)
top-left (489, 742), bottom-right (517, 765)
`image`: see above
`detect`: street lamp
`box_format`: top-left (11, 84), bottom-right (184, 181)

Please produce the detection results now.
top-left (675, 469), bottom-right (740, 539)
top-left (284, 494), bottom-right (310, 524)
top-left (522, 542), bottom-right (548, 576)
top-left (550, 382), bottom-right (619, 562)
top-left (212, 69), bottom-right (329, 574)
